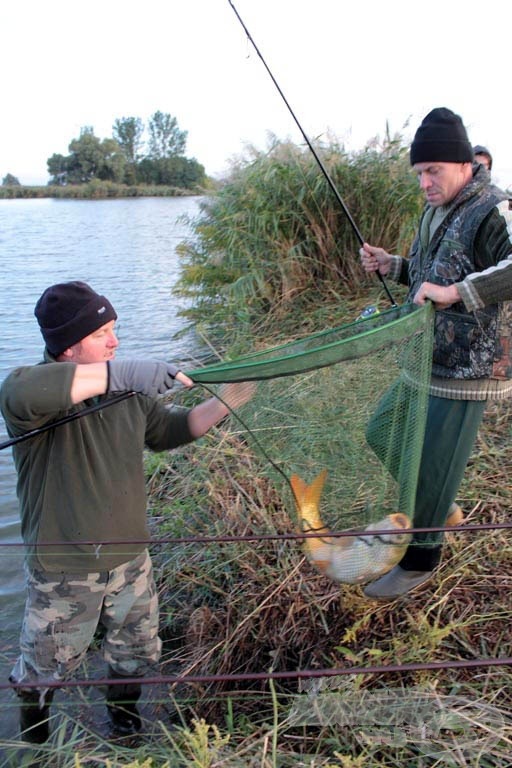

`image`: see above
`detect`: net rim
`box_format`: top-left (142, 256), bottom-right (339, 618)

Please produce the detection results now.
top-left (186, 302), bottom-right (434, 383)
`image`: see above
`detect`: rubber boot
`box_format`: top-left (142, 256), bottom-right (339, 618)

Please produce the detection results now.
top-left (19, 689), bottom-right (54, 744)
top-left (106, 668), bottom-right (142, 737)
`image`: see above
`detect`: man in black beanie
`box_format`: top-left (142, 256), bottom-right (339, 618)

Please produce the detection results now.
top-left (360, 107), bottom-right (512, 599)
top-left (0, 281), bottom-right (254, 743)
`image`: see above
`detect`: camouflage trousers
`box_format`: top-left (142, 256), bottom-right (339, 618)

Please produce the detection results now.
top-left (10, 549), bottom-right (161, 695)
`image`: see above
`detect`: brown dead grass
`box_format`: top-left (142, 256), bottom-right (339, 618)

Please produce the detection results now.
top-left (144, 397), bottom-right (512, 763)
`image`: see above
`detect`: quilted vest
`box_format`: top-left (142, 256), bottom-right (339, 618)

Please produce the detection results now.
top-left (407, 175), bottom-right (512, 380)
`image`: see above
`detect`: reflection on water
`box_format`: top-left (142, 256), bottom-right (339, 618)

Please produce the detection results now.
top-left (0, 196), bottom-right (203, 737)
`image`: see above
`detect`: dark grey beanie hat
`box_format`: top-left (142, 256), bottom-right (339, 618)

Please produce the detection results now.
top-left (34, 281), bottom-right (117, 356)
top-left (410, 107), bottom-right (473, 165)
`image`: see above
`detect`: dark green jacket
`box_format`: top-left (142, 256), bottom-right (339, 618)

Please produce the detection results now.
top-left (389, 166), bottom-right (512, 399)
top-left (0, 354), bottom-right (194, 573)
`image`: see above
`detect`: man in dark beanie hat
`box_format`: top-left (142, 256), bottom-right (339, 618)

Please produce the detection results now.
top-left (34, 281), bottom-right (118, 357)
top-left (0, 281), bottom-right (254, 743)
top-left (360, 107), bottom-right (512, 599)
top-left (409, 107), bottom-right (474, 166)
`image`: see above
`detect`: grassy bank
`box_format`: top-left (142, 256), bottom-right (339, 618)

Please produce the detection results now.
top-left (0, 180), bottom-right (213, 200)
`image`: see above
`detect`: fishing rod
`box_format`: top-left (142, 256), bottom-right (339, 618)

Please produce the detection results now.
top-left (227, 0), bottom-right (397, 308)
top-left (0, 391), bottom-right (136, 450)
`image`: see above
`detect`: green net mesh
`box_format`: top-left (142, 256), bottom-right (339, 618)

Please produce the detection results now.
top-left (184, 302), bottom-right (434, 584)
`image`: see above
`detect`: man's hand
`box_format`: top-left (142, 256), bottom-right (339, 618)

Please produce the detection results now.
top-left (108, 360), bottom-right (186, 396)
top-left (359, 242), bottom-right (392, 275)
top-left (218, 381), bottom-right (257, 410)
top-left (413, 282), bottom-right (461, 309)
top-left (175, 371), bottom-right (194, 388)
top-left (187, 380), bottom-right (257, 438)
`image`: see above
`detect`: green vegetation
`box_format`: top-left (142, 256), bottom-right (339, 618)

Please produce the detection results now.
top-left (0, 180), bottom-right (208, 200)
top-left (174, 133), bottom-right (418, 342)
top-left (2, 173), bottom-right (20, 186)
top-left (3, 134), bottom-right (512, 767)
top-left (0, 111), bottom-right (208, 198)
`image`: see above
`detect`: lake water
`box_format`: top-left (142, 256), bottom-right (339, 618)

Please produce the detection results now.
top-left (0, 195), bottom-right (203, 738)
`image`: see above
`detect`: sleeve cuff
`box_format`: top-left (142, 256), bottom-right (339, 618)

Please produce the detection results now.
top-left (456, 279), bottom-right (484, 312)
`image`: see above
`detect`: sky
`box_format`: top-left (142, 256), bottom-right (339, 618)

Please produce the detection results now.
top-left (2, 0), bottom-right (512, 189)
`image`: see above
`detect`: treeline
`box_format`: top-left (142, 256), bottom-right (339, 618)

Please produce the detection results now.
top-left (2, 111), bottom-right (207, 192)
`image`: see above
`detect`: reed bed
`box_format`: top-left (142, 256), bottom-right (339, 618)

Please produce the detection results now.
top-left (174, 135), bottom-right (421, 341)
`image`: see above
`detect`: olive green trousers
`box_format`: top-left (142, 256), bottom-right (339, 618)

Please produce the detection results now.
top-left (368, 386), bottom-right (486, 570)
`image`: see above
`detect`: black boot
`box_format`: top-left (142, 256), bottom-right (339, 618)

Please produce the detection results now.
top-left (106, 668), bottom-right (142, 737)
top-left (19, 689), bottom-right (54, 744)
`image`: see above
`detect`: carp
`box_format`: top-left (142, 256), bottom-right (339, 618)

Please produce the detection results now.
top-left (290, 469), bottom-right (412, 585)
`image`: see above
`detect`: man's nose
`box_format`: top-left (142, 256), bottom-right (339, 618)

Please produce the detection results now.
top-left (419, 173), bottom-right (431, 190)
top-left (108, 331), bottom-right (119, 347)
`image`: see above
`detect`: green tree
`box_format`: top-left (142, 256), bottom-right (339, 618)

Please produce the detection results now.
top-left (2, 173), bottom-right (21, 186)
top-left (112, 116), bottom-right (144, 184)
top-left (97, 137), bottom-right (127, 182)
top-left (66, 127), bottom-right (109, 183)
top-left (47, 154), bottom-right (69, 185)
top-left (148, 111), bottom-right (187, 159)
top-left (112, 116), bottom-right (144, 163)
top-left (136, 156), bottom-right (205, 187)
top-left (48, 127), bottom-right (126, 185)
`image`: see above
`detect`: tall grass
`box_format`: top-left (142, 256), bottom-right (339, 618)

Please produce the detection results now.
top-left (174, 134), bottom-right (421, 340)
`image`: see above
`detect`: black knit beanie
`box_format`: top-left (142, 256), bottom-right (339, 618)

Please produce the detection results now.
top-left (410, 107), bottom-right (473, 165)
top-left (34, 281), bottom-right (117, 356)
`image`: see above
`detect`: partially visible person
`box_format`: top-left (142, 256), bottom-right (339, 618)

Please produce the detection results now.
top-left (360, 108), bottom-right (512, 600)
top-left (473, 144), bottom-right (493, 172)
top-left (0, 281), bottom-right (254, 743)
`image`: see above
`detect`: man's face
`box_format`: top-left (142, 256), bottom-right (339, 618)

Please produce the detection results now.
top-left (474, 153), bottom-right (491, 171)
top-left (412, 161), bottom-right (472, 207)
top-left (65, 320), bottom-right (119, 364)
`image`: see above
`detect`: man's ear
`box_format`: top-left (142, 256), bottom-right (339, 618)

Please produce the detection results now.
top-left (57, 347), bottom-right (74, 361)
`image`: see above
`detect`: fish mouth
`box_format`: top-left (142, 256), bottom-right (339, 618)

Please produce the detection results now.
top-left (388, 513), bottom-right (411, 530)
top-left (367, 513), bottom-right (412, 546)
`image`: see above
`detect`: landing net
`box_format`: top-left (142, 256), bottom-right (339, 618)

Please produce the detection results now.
top-left (185, 303), bottom-right (434, 546)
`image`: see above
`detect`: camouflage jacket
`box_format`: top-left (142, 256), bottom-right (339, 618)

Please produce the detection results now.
top-left (393, 167), bottom-right (512, 389)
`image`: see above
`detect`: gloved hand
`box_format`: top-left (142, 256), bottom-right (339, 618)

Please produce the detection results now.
top-left (108, 360), bottom-right (181, 396)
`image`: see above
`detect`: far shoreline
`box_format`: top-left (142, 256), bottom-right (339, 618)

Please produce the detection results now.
top-left (0, 181), bottom-right (215, 200)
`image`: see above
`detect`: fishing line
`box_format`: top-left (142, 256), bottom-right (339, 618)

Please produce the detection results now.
top-left (227, 0), bottom-right (397, 308)
top-left (196, 381), bottom-right (298, 503)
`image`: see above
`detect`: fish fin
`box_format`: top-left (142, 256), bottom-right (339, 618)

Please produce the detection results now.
top-left (290, 474), bottom-right (307, 511)
top-left (307, 468), bottom-right (328, 509)
top-left (309, 559), bottom-right (331, 574)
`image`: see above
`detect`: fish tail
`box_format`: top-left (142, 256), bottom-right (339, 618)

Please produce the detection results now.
top-left (290, 470), bottom-right (332, 570)
top-left (290, 469), bottom-right (328, 532)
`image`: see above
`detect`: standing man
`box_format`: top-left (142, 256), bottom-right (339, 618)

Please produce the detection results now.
top-left (360, 108), bottom-right (512, 599)
top-left (0, 281), bottom-right (253, 742)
